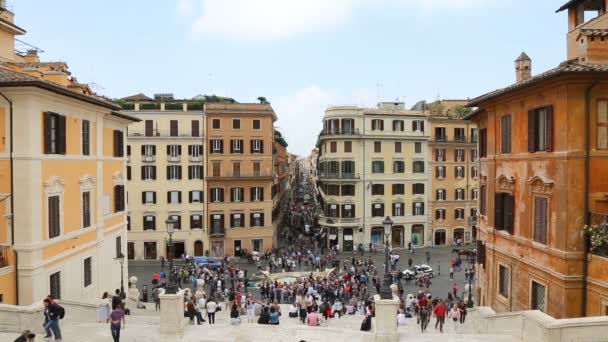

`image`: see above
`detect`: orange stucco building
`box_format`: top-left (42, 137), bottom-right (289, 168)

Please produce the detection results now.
top-left (467, 0), bottom-right (608, 318)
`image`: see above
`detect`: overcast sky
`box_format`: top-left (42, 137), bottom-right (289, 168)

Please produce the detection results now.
top-left (14, 0), bottom-right (567, 156)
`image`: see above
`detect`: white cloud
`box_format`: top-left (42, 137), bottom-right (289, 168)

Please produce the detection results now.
top-left (176, 0), bottom-right (197, 17)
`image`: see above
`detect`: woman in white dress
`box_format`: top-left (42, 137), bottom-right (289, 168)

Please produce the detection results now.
top-left (246, 298), bottom-right (255, 323)
top-left (97, 292), bottom-right (111, 323)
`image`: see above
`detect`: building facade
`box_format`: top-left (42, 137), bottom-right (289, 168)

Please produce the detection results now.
top-left (121, 94), bottom-right (208, 260)
top-left (468, 0), bottom-right (608, 318)
top-left (0, 5), bottom-right (138, 305)
top-left (428, 114), bottom-right (479, 246)
top-left (317, 102), bottom-right (431, 251)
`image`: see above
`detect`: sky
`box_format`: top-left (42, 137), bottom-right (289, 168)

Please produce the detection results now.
top-left (13, 0), bottom-right (568, 156)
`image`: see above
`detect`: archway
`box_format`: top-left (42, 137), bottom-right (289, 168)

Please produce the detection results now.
top-left (434, 229), bottom-right (447, 246)
top-left (392, 226), bottom-right (404, 248)
top-left (453, 228), bottom-right (465, 245)
top-left (194, 240), bottom-right (204, 256)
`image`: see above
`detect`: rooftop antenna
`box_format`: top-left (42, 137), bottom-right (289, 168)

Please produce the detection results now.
top-left (376, 82), bottom-right (383, 103)
top-left (89, 82), bottom-right (106, 94)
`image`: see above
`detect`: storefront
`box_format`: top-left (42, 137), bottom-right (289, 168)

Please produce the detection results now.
top-left (210, 240), bottom-right (224, 257)
top-left (392, 226), bottom-right (404, 248)
top-left (411, 224), bottom-right (424, 247)
top-left (453, 228), bottom-right (465, 245)
top-left (434, 229), bottom-right (447, 246)
top-left (343, 228), bottom-right (354, 252)
top-left (371, 227), bottom-right (383, 249)
top-left (166, 241), bottom-right (185, 259)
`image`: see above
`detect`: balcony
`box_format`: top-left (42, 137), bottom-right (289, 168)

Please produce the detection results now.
top-left (454, 135), bottom-right (467, 142)
top-left (142, 155), bottom-right (155, 163)
top-left (209, 225), bottom-right (225, 237)
top-left (318, 172), bottom-right (360, 180)
top-left (435, 135), bottom-right (447, 142)
top-left (318, 216), bottom-right (360, 226)
top-left (189, 155), bottom-right (203, 163)
top-left (468, 216), bottom-right (478, 225)
top-left (320, 128), bottom-right (360, 136)
top-left (0, 246), bottom-right (9, 268)
top-left (206, 172), bottom-right (273, 180)
top-left (167, 155), bottom-right (181, 163)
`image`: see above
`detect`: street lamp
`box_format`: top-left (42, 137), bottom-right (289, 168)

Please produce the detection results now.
top-left (114, 252), bottom-right (125, 297)
top-left (165, 217), bottom-right (178, 294)
top-left (379, 216), bottom-right (393, 299)
top-left (467, 241), bottom-right (477, 308)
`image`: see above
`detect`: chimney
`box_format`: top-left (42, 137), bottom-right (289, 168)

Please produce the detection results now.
top-left (23, 49), bottom-right (40, 63)
top-left (515, 52), bottom-right (532, 82)
top-left (0, 0), bottom-right (6, 10)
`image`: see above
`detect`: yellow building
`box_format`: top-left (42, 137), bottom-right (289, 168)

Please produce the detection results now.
top-left (120, 94), bottom-right (208, 259)
top-left (0, 5), bottom-right (138, 305)
top-left (317, 102), bottom-right (431, 250)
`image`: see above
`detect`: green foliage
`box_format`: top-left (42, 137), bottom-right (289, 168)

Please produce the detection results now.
top-left (257, 96), bottom-right (269, 104)
top-left (165, 103), bottom-right (183, 110)
top-left (452, 105), bottom-right (473, 118)
top-left (140, 102), bottom-right (161, 110)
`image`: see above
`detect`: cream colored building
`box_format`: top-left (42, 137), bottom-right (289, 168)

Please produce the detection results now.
top-left (317, 102), bottom-right (431, 251)
top-left (121, 94), bottom-right (208, 259)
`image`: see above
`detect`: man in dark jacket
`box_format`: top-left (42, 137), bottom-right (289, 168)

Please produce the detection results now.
top-left (43, 298), bottom-right (62, 341)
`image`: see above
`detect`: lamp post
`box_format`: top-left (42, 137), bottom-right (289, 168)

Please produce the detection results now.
top-left (165, 218), bottom-right (178, 294)
top-left (379, 216), bottom-right (393, 299)
top-left (114, 252), bottom-right (125, 297)
top-left (467, 241), bottom-right (477, 308)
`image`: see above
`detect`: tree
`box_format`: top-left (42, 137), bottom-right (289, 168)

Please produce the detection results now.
top-left (257, 96), bottom-right (269, 104)
top-left (452, 105), bottom-right (473, 118)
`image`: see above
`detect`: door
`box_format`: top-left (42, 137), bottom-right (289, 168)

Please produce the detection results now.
top-left (194, 240), bottom-right (204, 256)
top-left (371, 228), bottom-right (383, 248)
top-left (234, 240), bottom-right (242, 257)
top-left (453, 228), bottom-right (465, 245)
top-left (392, 226), bottom-right (403, 248)
top-left (167, 242), bottom-right (185, 259)
top-left (211, 240), bottom-right (224, 257)
top-left (434, 230), bottom-right (446, 246)
top-left (252, 239), bottom-right (263, 253)
top-left (144, 242), bottom-right (157, 260)
top-left (127, 242), bottom-right (135, 260)
top-left (343, 228), bottom-right (353, 252)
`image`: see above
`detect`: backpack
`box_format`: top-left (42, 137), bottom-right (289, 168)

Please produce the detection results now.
top-left (57, 305), bottom-right (65, 319)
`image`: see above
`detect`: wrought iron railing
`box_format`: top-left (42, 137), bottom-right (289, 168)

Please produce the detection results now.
top-left (320, 128), bottom-right (360, 136)
top-left (0, 246), bottom-right (9, 268)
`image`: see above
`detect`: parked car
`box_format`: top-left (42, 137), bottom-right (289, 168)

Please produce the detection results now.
top-left (402, 264), bottom-right (434, 278)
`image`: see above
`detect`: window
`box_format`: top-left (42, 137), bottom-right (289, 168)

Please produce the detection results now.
top-left (412, 183), bottom-right (425, 195)
top-left (232, 162), bottom-right (241, 177)
top-left (43, 112), bottom-right (66, 154)
top-left (455, 166), bottom-right (465, 179)
top-left (212, 162), bottom-right (221, 177)
top-left (325, 184), bottom-right (339, 196)
top-left (341, 184), bottom-right (355, 196)
top-left (189, 145), bottom-right (202, 158)
top-left (189, 191), bottom-right (203, 203)
top-left (127, 242), bottom-right (134, 259)
top-left (115, 236), bottom-right (122, 258)
top-left (48, 195), bottom-right (61, 239)
top-left (231, 139), bottom-right (243, 154)
top-left (212, 119), bottom-right (221, 129)
top-left (169, 215), bottom-right (181, 230)
top-left (251, 139), bottom-right (264, 153)
top-left (392, 184), bottom-right (405, 195)
top-left (167, 165), bottom-right (182, 180)
top-left (374, 141), bottom-right (381, 153)
top-left (210, 188), bottom-right (224, 202)
top-left (127, 166), bottom-right (131, 180)
top-left (480, 185), bottom-right (487, 215)
top-left (231, 187), bottom-right (244, 202)
top-left (392, 120), bottom-right (404, 131)
top-left (82, 191), bottom-right (91, 228)
top-left (231, 214), bottom-right (244, 228)
top-left (412, 202), bottom-right (425, 216)
top-left (142, 145), bottom-right (156, 159)
top-left (494, 192), bottom-right (515, 233)
top-left (344, 141), bottom-right (352, 153)
top-left (471, 149), bottom-right (478, 161)
top-left (393, 161), bottom-right (405, 173)
top-left (142, 191), bottom-right (156, 204)
top-left (113, 130), bottom-right (124, 157)
top-left (253, 162), bottom-right (261, 176)
top-left (251, 187), bottom-right (264, 201)
top-left (414, 142), bottom-right (422, 154)
top-left (114, 185), bottom-right (125, 212)
top-left (211, 139), bottom-right (224, 154)
top-left (499, 265), bottom-right (509, 298)
top-left (598, 100), bottom-right (608, 149)
top-left (455, 188), bottom-right (465, 200)
top-left (394, 142), bottom-right (402, 153)
top-left (252, 119), bottom-right (261, 130)
top-left (190, 215), bottom-right (202, 229)
top-left (250, 213), bottom-right (265, 227)
top-left (435, 148), bottom-right (446, 162)
top-left (84, 257), bottom-right (92, 287)
top-left (472, 188), bottom-right (479, 200)
top-left (371, 119), bottom-right (384, 131)
top-left (435, 127), bottom-right (446, 141)
top-left (170, 120), bottom-right (178, 137)
top-left (528, 106), bottom-right (553, 152)
top-left (435, 209), bottom-right (446, 220)
top-left (191, 120), bottom-right (200, 137)
top-left (472, 166), bottom-right (479, 178)
top-left (392, 203), bottom-right (404, 216)
top-left (501, 115), bottom-right (512, 153)
top-left (145, 120), bottom-right (154, 136)
top-left (341, 204), bottom-right (355, 218)
top-left (330, 141), bottom-right (337, 153)
top-left (412, 120), bottom-right (424, 132)
top-left (455, 208), bottom-right (465, 219)
top-left (371, 184), bottom-right (384, 196)
top-left (141, 166), bottom-right (156, 180)
top-left (50, 272), bottom-right (61, 299)
top-left (436, 166), bottom-right (446, 179)
top-left (143, 215), bottom-right (156, 231)
top-left (82, 120), bottom-right (90, 155)
top-left (167, 145), bottom-right (181, 159)
top-left (471, 128), bottom-right (478, 143)
top-left (531, 281), bottom-right (546, 312)
top-left (327, 204), bottom-right (339, 217)
top-left (454, 127), bottom-right (466, 141)
top-left (188, 165), bottom-right (202, 180)
top-left (144, 241), bottom-right (157, 259)
top-left (534, 197), bottom-right (548, 244)
top-left (127, 216), bottom-right (130, 231)
top-left (436, 189), bottom-right (446, 201)
top-left (168, 191), bottom-right (182, 204)
top-left (372, 161), bottom-right (384, 173)
top-left (413, 161), bottom-right (424, 173)
top-left (479, 128), bottom-right (487, 158)
top-left (471, 208), bottom-right (478, 218)
top-left (455, 148), bottom-right (465, 162)
top-left (371, 203), bottom-right (384, 217)
top-left (232, 119), bottom-right (241, 129)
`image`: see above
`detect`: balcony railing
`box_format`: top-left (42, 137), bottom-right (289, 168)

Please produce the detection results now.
top-left (142, 155), bottom-right (155, 163)
top-left (206, 172), bottom-right (273, 180)
top-left (0, 246), bottom-right (9, 268)
top-left (435, 135), bottom-right (447, 141)
top-left (320, 128), bottom-right (360, 136)
top-left (209, 225), bottom-right (225, 237)
top-left (189, 155), bottom-right (203, 163)
top-left (318, 172), bottom-right (360, 180)
top-left (318, 216), bottom-right (360, 225)
top-left (588, 212), bottom-right (608, 257)
top-left (167, 155), bottom-right (181, 163)
top-left (468, 216), bottom-right (478, 225)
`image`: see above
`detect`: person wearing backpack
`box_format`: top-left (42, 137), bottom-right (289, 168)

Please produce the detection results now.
top-left (419, 303), bottom-right (430, 333)
top-left (111, 289), bottom-right (122, 310)
top-left (43, 298), bottom-right (63, 341)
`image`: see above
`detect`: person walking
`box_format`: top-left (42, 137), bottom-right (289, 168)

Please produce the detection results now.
top-left (419, 303), bottom-right (430, 333)
top-left (206, 298), bottom-right (217, 325)
top-left (98, 292), bottom-right (111, 323)
top-left (108, 304), bottom-right (126, 342)
top-left (43, 298), bottom-right (63, 341)
top-left (458, 300), bottom-right (467, 324)
top-left (453, 283), bottom-right (459, 299)
top-left (408, 258), bottom-right (413, 267)
top-left (448, 304), bottom-right (461, 330)
top-left (449, 266), bottom-right (454, 281)
top-left (433, 300), bottom-right (446, 333)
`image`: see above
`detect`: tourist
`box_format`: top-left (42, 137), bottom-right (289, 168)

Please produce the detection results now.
top-left (360, 312), bottom-right (372, 331)
top-left (108, 304), bottom-right (126, 342)
top-left (230, 303), bottom-right (241, 325)
top-left (332, 300), bottom-right (344, 318)
top-left (449, 304), bottom-right (461, 330)
top-left (449, 266), bottom-right (454, 281)
top-left (198, 295), bottom-right (207, 320)
top-left (258, 307), bottom-right (270, 324)
top-left (269, 306), bottom-right (280, 325)
top-left (152, 287), bottom-right (161, 311)
top-left (206, 298), bottom-right (217, 325)
top-left (397, 310), bottom-right (407, 326)
top-left (453, 283), bottom-right (459, 299)
top-left (433, 299), bottom-right (447, 333)
top-left (418, 301), bottom-right (430, 333)
top-left (111, 289), bottom-right (122, 310)
top-left (306, 308), bottom-right (320, 326)
top-left (246, 299), bottom-right (255, 323)
top-left (13, 330), bottom-right (35, 342)
top-left (288, 303), bottom-right (299, 318)
top-left (98, 292), bottom-right (111, 323)
top-left (187, 296), bottom-right (203, 325)
top-left (458, 300), bottom-right (467, 324)
top-left (298, 295), bottom-right (308, 323)
top-left (42, 298), bottom-right (63, 341)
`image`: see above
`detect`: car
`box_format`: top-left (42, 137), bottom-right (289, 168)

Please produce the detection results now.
top-left (402, 264), bottom-right (434, 278)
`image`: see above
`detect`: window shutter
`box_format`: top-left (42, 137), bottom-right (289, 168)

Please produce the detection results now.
top-left (188, 166), bottom-right (192, 180)
top-left (494, 193), bottom-right (504, 230)
top-left (209, 143), bottom-right (214, 154)
top-left (188, 191), bottom-right (193, 203)
top-left (411, 121), bottom-right (415, 131)
top-left (141, 145), bottom-right (145, 155)
top-left (219, 189), bottom-right (224, 202)
top-left (191, 120), bottom-right (199, 137)
top-left (178, 192), bottom-right (182, 203)
top-left (260, 213), bottom-right (265, 226)
top-left (219, 140), bottom-right (224, 153)
top-left (230, 214), bottom-right (235, 228)
top-left (230, 189), bottom-right (235, 202)
top-left (420, 121), bottom-right (424, 132)
top-left (167, 191), bottom-right (171, 203)
top-left (58, 115), bottom-right (66, 154)
top-left (455, 209), bottom-right (459, 220)
top-left (250, 140), bottom-right (254, 153)
top-left (534, 197), bottom-right (543, 242)
top-left (250, 188), bottom-right (254, 201)
top-left (545, 106), bottom-right (553, 152)
top-left (372, 120), bottom-right (377, 130)
top-left (505, 194), bottom-right (515, 234)
top-left (178, 145), bottom-right (182, 155)
top-left (141, 192), bottom-right (145, 204)
top-left (152, 166), bottom-right (156, 180)
top-left (412, 202), bottom-right (415, 215)
top-left (260, 140), bottom-right (264, 153)
top-left (528, 110), bottom-right (536, 152)
top-left (166, 166), bottom-right (171, 180)
top-left (141, 166), bottom-right (145, 179)
top-left (188, 145), bottom-right (192, 155)
top-left (435, 210), bottom-right (440, 220)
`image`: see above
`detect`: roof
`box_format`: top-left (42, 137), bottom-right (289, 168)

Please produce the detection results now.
top-left (0, 17), bottom-right (26, 35)
top-left (515, 52), bottom-right (531, 62)
top-left (0, 67), bottom-right (121, 110)
top-left (556, 0), bottom-right (582, 12)
top-left (110, 111), bottom-right (141, 122)
top-left (580, 28), bottom-right (608, 37)
top-left (121, 93), bottom-right (152, 101)
top-left (467, 59), bottom-right (608, 108)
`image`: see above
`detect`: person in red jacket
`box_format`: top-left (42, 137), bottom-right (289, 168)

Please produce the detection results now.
top-left (433, 300), bottom-right (447, 333)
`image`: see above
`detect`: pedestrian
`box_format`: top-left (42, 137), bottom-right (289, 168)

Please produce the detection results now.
top-left (419, 303), bottom-right (429, 332)
top-left (408, 258), bottom-right (413, 267)
top-left (108, 304), bottom-right (126, 342)
top-left (111, 289), bottom-right (122, 310)
top-left (98, 292), bottom-right (111, 323)
top-left (206, 298), bottom-right (217, 324)
top-left (449, 266), bottom-right (454, 280)
top-left (13, 330), bottom-right (36, 342)
top-left (425, 251), bottom-right (431, 264)
top-left (464, 268), bottom-right (470, 281)
top-left (458, 300), bottom-right (467, 324)
top-left (42, 298), bottom-right (63, 341)
top-left (153, 287), bottom-right (161, 311)
top-left (453, 283), bottom-right (459, 298)
top-left (433, 300), bottom-right (446, 333)
top-left (448, 304), bottom-right (460, 330)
